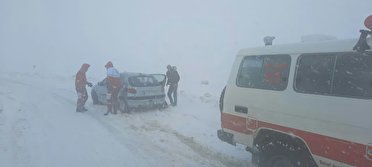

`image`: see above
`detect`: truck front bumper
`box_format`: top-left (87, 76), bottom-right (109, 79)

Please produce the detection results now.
top-left (217, 129), bottom-right (235, 146)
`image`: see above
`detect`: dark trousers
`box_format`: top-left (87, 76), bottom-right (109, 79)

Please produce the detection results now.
top-left (167, 84), bottom-right (178, 106)
top-left (107, 87), bottom-right (120, 114)
top-left (76, 88), bottom-right (88, 110)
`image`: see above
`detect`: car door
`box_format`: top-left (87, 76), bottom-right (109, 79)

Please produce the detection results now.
top-left (96, 78), bottom-right (108, 103)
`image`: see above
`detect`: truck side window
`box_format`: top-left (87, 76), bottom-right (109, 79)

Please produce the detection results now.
top-left (295, 54), bottom-right (335, 95)
top-left (295, 52), bottom-right (372, 99)
top-left (333, 52), bottom-right (372, 99)
top-left (237, 54), bottom-right (291, 91)
top-left (237, 56), bottom-right (263, 88)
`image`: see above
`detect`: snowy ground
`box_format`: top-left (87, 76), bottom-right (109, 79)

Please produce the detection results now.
top-left (0, 72), bottom-right (251, 167)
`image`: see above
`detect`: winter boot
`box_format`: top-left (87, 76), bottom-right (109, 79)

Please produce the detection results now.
top-left (76, 107), bottom-right (83, 112)
top-left (104, 109), bottom-right (112, 116)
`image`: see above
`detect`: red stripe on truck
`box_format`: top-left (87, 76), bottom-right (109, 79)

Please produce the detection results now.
top-left (221, 113), bottom-right (372, 167)
top-left (221, 113), bottom-right (254, 135)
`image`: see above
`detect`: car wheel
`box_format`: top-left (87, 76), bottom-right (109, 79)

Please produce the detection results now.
top-left (91, 90), bottom-right (99, 105)
top-left (119, 99), bottom-right (128, 113)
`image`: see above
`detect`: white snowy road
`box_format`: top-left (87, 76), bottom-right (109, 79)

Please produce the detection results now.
top-left (0, 73), bottom-right (251, 167)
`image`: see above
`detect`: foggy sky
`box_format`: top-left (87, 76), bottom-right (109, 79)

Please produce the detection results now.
top-left (0, 0), bottom-right (370, 89)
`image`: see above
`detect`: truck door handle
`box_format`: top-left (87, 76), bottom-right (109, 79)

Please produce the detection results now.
top-left (235, 106), bottom-right (248, 114)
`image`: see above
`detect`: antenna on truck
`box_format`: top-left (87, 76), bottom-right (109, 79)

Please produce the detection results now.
top-left (263, 36), bottom-right (275, 46)
top-left (353, 15), bottom-right (372, 52)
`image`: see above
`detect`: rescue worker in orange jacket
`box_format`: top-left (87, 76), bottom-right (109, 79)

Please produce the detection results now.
top-left (75, 63), bottom-right (92, 112)
top-left (104, 61), bottom-right (122, 115)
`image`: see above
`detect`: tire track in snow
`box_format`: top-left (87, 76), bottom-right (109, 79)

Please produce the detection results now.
top-left (49, 90), bottom-right (168, 166)
top-left (12, 117), bottom-right (32, 167)
top-left (0, 96), bottom-right (7, 163)
top-left (173, 131), bottom-right (244, 167)
top-left (0, 75), bottom-right (249, 167)
top-left (141, 121), bottom-right (247, 167)
top-left (0, 98), bottom-right (3, 113)
top-left (2, 96), bottom-right (32, 167)
top-left (0, 77), bottom-right (49, 167)
top-left (49, 90), bottom-right (214, 166)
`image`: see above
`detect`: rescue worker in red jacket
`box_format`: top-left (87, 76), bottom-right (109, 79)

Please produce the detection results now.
top-left (104, 61), bottom-right (122, 115)
top-left (75, 63), bottom-right (92, 112)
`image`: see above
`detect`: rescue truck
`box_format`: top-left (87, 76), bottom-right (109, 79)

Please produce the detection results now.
top-left (218, 16), bottom-right (372, 167)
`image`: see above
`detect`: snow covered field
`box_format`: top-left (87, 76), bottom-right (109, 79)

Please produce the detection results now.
top-left (1, 1), bottom-right (370, 167)
top-left (0, 72), bottom-right (251, 167)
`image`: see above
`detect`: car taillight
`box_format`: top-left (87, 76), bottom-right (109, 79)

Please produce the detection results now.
top-left (127, 87), bottom-right (137, 94)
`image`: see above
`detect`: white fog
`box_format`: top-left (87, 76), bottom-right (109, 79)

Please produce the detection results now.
top-left (0, 0), bottom-right (371, 167)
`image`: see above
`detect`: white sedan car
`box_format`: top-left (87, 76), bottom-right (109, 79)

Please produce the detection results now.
top-left (91, 72), bottom-right (167, 112)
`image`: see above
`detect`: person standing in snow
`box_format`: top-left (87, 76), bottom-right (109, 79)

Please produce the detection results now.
top-left (75, 63), bottom-right (93, 112)
top-left (166, 65), bottom-right (180, 106)
top-left (104, 61), bottom-right (122, 115)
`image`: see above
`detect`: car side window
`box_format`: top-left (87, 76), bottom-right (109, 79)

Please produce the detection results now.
top-left (237, 54), bottom-right (291, 91)
top-left (294, 52), bottom-right (372, 99)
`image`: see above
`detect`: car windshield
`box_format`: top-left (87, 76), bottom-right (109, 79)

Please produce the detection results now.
top-left (128, 76), bottom-right (161, 87)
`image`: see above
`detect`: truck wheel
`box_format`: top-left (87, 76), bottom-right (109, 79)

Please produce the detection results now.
top-left (258, 141), bottom-right (299, 167)
top-left (91, 90), bottom-right (99, 105)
